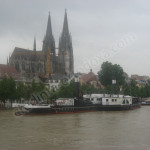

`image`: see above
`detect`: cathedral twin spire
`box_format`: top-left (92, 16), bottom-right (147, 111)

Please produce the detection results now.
top-left (42, 10), bottom-right (74, 75)
top-left (59, 9), bottom-right (72, 50)
top-left (59, 10), bottom-right (74, 75)
top-left (9, 10), bottom-right (74, 77)
top-left (62, 9), bottom-right (70, 36)
top-left (42, 12), bottom-right (55, 54)
top-left (46, 12), bottom-right (53, 40)
top-left (43, 10), bottom-right (71, 52)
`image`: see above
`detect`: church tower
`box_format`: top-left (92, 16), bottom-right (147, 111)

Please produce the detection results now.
top-left (58, 10), bottom-right (74, 76)
top-left (42, 12), bottom-right (56, 74)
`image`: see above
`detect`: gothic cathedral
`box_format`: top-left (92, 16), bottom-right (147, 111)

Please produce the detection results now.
top-left (8, 10), bottom-right (74, 79)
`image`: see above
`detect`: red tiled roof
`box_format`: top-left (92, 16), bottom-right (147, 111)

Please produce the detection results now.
top-left (0, 64), bottom-right (20, 79)
top-left (80, 71), bottom-right (98, 83)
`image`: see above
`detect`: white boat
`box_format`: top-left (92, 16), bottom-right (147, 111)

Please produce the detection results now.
top-left (24, 104), bottom-right (51, 109)
top-left (83, 94), bottom-right (141, 110)
top-left (12, 103), bottom-right (26, 108)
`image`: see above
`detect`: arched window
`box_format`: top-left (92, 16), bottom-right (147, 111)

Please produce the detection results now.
top-left (31, 63), bottom-right (35, 73)
top-left (37, 63), bottom-right (41, 72)
top-left (22, 62), bottom-right (25, 70)
top-left (15, 62), bottom-right (19, 71)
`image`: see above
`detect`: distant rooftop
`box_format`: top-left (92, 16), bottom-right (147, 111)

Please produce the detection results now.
top-left (0, 64), bottom-right (20, 79)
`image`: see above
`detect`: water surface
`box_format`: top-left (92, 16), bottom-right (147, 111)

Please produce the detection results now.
top-left (0, 107), bottom-right (150, 150)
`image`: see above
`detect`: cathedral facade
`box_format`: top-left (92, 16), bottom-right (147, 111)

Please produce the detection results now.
top-left (8, 11), bottom-right (74, 79)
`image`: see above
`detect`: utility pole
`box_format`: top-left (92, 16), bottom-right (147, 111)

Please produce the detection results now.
top-left (112, 71), bottom-right (116, 94)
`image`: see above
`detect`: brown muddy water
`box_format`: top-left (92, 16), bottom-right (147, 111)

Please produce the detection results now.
top-left (0, 106), bottom-right (150, 150)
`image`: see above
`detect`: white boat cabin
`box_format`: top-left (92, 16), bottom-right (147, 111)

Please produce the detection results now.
top-left (83, 94), bottom-right (104, 105)
top-left (83, 94), bottom-right (132, 105)
top-left (102, 95), bottom-right (132, 105)
top-left (55, 98), bottom-right (74, 106)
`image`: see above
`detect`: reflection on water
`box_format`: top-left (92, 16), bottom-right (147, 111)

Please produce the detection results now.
top-left (0, 107), bottom-right (150, 150)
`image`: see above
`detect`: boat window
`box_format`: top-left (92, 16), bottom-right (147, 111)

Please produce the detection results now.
top-left (91, 98), bottom-right (94, 101)
top-left (106, 99), bottom-right (108, 102)
top-left (112, 99), bottom-right (114, 102)
top-left (115, 99), bottom-right (117, 102)
top-left (126, 100), bottom-right (129, 104)
top-left (123, 100), bottom-right (125, 104)
top-left (97, 98), bottom-right (102, 101)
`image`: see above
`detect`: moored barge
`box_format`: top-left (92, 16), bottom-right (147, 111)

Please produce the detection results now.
top-left (15, 94), bottom-right (141, 115)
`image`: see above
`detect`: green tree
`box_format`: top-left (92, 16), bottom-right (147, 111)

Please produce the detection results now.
top-left (98, 61), bottom-right (125, 93)
top-left (129, 79), bottom-right (138, 97)
top-left (16, 81), bottom-right (25, 102)
top-left (0, 76), bottom-right (9, 107)
top-left (31, 80), bottom-right (45, 93)
top-left (56, 80), bottom-right (76, 98)
top-left (51, 80), bottom-right (102, 99)
top-left (24, 85), bottom-right (32, 100)
top-left (144, 84), bottom-right (150, 97)
top-left (0, 76), bottom-right (17, 107)
top-left (80, 83), bottom-right (101, 94)
top-left (98, 61), bottom-right (113, 87)
top-left (8, 77), bottom-right (16, 107)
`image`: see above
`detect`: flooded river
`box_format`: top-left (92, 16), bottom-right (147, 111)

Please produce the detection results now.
top-left (0, 106), bottom-right (150, 150)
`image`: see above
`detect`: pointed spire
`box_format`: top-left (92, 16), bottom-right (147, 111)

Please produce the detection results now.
top-left (46, 12), bottom-right (53, 38)
top-left (42, 12), bottom-right (55, 53)
top-left (33, 37), bottom-right (36, 51)
top-left (62, 9), bottom-right (69, 36)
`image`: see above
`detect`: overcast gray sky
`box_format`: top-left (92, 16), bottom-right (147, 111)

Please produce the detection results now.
top-left (0, 0), bottom-right (150, 76)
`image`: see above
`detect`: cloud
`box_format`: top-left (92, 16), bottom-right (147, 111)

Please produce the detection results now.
top-left (0, 0), bottom-right (150, 76)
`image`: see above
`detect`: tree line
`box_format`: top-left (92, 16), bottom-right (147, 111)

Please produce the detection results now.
top-left (0, 76), bottom-right (45, 107)
top-left (98, 61), bottom-right (150, 98)
top-left (0, 61), bottom-right (150, 107)
top-left (49, 79), bottom-right (101, 100)
top-left (0, 76), bottom-right (100, 106)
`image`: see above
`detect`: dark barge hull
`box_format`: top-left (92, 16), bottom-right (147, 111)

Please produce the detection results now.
top-left (97, 104), bottom-right (141, 111)
top-left (23, 104), bottom-right (141, 115)
top-left (142, 103), bottom-right (150, 105)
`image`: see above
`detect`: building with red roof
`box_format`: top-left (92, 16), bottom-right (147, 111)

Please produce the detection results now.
top-left (0, 64), bottom-right (20, 79)
top-left (79, 70), bottom-right (103, 88)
